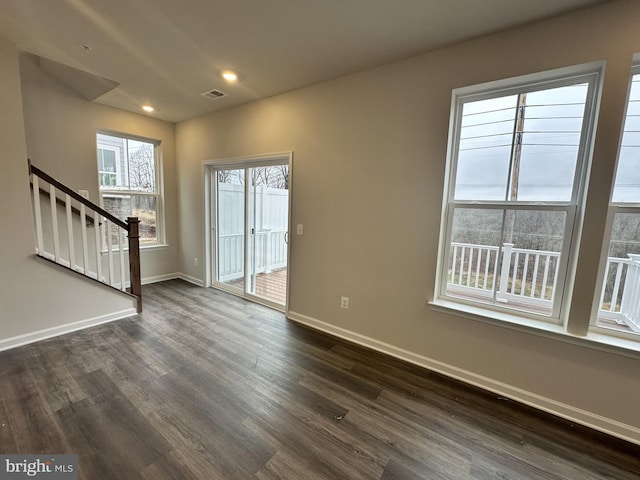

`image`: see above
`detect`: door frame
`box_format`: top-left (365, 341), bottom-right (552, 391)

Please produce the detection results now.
top-left (203, 152), bottom-right (293, 312)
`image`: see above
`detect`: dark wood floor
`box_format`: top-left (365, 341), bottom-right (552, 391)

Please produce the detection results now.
top-left (1, 279), bottom-right (639, 479)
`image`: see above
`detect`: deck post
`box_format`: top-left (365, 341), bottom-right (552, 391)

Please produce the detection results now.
top-left (497, 243), bottom-right (514, 302)
top-left (127, 217), bottom-right (142, 313)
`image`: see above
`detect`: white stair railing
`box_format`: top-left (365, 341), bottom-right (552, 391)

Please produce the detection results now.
top-left (28, 161), bottom-right (142, 312)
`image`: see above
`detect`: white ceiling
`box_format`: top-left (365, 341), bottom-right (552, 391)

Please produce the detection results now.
top-left (0, 0), bottom-right (608, 122)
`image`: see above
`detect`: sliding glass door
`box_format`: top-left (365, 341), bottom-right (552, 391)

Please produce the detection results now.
top-left (212, 162), bottom-right (289, 308)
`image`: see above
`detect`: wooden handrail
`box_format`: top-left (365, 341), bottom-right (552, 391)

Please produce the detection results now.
top-left (29, 162), bottom-right (127, 229)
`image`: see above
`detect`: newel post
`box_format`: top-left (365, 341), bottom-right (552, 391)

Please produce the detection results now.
top-left (127, 217), bottom-right (142, 313)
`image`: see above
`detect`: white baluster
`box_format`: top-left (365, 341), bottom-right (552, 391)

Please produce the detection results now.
top-left (106, 219), bottom-right (114, 286)
top-left (541, 255), bottom-right (551, 301)
top-left (94, 211), bottom-right (102, 281)
top-left (32, 176), bottom-right (44, 254)
top-left (50, 184), bottom-right (60, 261)
top-left (511, 252), bottom-right (520, 295)
top-left (611, 260), bottom-right (625, 312)
top-left (119, 227), bottom-right (126, 291)
top-left (474, 248), bottom-right (482, 289)
top-left (451, 245), bottom-right (458, 284)
top-left (530, 255), bottom-right (540, 299)
top-left (483, 249), bottom-right (491, 290)
top-left (65, 194), bottom-right (75, 270)
top-left (80, 204), bottom-right (89, 275)
top-left (521, 253), bottom-right (530, 296)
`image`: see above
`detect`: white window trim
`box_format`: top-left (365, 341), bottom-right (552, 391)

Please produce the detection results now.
top-left (589, 62), bottom-right (640, 341)
top-left (97, 131), bottom-right (165, 247)
top-left (433, 61), bottom-right (604, 330)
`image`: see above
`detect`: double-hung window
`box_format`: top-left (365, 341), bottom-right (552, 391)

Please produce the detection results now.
top-left (594, 66), bottom-right (640, 336)
top-left (97, 132), bottom-right (164, 246)
top-left (436, 63), bottom-right (602, 323)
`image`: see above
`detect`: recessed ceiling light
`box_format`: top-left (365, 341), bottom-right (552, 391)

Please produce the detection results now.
top-left (222, 71), bottom-right (238, 82)
top-left (142, 105), bottom-right (154, 112)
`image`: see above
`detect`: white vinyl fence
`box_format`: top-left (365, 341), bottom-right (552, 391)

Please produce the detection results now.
top-left (218, 183), bottom-right (288, 282)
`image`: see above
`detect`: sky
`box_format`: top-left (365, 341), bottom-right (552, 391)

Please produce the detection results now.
top-left (613, 74), bottom-right (640, 203)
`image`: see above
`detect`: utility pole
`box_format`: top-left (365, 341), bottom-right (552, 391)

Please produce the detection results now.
top-left (504, 93), bottom-right (527, 243)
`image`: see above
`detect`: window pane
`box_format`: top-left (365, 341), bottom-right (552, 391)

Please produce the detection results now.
top-left (612, 74), bottom-right (640, 203)
top-left (98, 148), bottom-right (118, 187)
top-left (102, 194), bottom-right (157, 243)
top-left (446, 208), bottom-right (503, 306)
top-left (134, 195), bottom-right (157, 242)
top-left (454, 84), bottom-right (589, 203)
top-left (446, 208), bottom-right (566, 316)
top-left (97, 134), bottom-right (127, 188)
top-left (597, 213), bottom-right (640, 334)
top-left (99, 172), bottom-right (116, 187)
top-left (127, 139), bottom-right (156, 193)
top-left (454, 96), bottom-right (517, 200)
top-left (98, 149), bottom-right (116, 172)
top-left (518, 84), bottom-right (588, 201)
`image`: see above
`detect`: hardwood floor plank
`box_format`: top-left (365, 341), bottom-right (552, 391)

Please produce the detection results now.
top-left (0, 397), bottom-right (17, 453)
top-left (1, 360), bottom-right (68, 453)
top-left (77, 452), bottom-right (127, 480)
top-left (23, 344), bottom-right (85, 413)
top-left (0, 279), bottom-right (638, 480)
top-left (254, 450), bottom-right (339, 480)
top-left (71, 369), bottom-right (171, 475)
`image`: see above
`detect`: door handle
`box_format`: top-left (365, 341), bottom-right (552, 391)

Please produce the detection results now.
top-left (284, 232), bottom-right (289, 244)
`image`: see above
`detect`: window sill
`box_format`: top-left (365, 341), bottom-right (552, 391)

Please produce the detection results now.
top-left (429, 298), bottom-right (640, 359)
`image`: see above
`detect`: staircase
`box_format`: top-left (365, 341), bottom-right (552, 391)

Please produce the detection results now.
top-left (28, 160), bottom-right (142, 312)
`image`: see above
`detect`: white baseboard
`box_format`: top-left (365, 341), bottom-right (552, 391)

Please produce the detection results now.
top-left (0, 308), bottom-right (138, 352)
top-left (178, 273), bottom-right (205, 287)
top-left (142, 273), bottom-right (180, 285)
top-left (287, 310), bottom-right (640, 446)
top-left (122, 272), bottom-right (203, 287)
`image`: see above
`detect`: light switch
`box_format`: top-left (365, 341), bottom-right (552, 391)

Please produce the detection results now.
top-left (296, 224), bottom-right (303, 235)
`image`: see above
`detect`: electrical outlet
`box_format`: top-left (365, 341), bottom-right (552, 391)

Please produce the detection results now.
top-left (194, 257), bottom-right (199, 266)
top-left (340, 296), bottom-right (349, 309)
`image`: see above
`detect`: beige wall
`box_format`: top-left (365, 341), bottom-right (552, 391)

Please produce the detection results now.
top-left (20, 55), bottom-right (179, 282)
top-left (176, 1), bottom-right (640, 441)
top-left (0, 35), bottom-right (136, 342)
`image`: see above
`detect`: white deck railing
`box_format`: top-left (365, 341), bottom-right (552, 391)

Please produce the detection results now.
top-left (600, 255), bottom-right (640, 332)
top-left (449, 242), bottom-right (640, 331)
top-left (218, 230), bottom-right (288, 282)
top-left (448, 242), bottom-right (560, 309)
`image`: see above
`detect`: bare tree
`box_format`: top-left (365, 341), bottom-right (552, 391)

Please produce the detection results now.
top-left (254, 166), bottom-right (288, 189)
top-left (128, 143), bottom-right (155, 192)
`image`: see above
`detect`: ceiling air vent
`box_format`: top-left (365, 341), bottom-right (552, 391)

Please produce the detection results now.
top-left (201, 89), bottom-right (226, 100)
